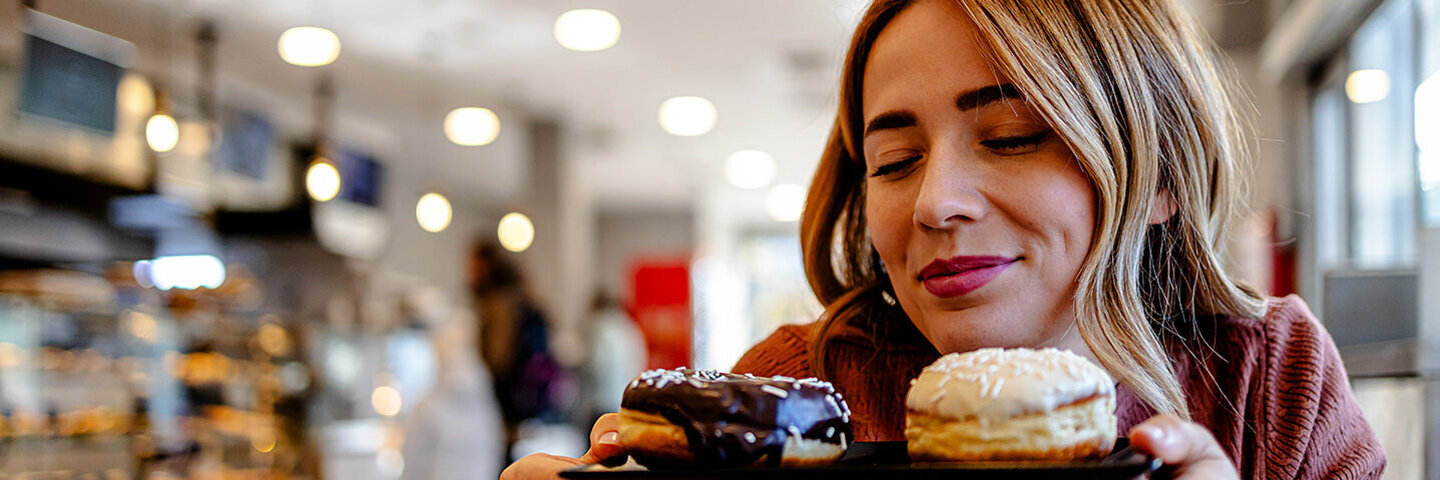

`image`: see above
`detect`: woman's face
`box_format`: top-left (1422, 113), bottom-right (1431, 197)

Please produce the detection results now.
top-left (861, 0), bottom-right (1096, 355)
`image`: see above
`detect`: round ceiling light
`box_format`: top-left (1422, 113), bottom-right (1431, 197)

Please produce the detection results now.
top-left (306, 160), bottom-right (341, 202)
top-left (658, 96), bottom-right (717, 136)
top-left (444, 107), bottom-right (501, 146)
top-left (278, 26), bottom-right (341, 67)
top-left (554, 9), bottom-right (621, 52)
top-left (724, 150), bottom-right (777, 189)
top-left (416, 193), bottom-right (453, 233)
top-left (498, 213), bottom-right (535, 252)
top-left (146, 113), bottom-right (180, 153)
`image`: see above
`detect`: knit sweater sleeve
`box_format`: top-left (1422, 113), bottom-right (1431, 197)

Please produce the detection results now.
top-left (1262, 296), bottom-right (1385, 479)
top-left (730, 323), bottom-right (815, 378)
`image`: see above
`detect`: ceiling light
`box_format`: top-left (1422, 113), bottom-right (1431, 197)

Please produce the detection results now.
top-left (724, 150), bottom-right (777, 189)
top-left (444, 107), bottom-right (501, 146)
top-left (765, 183), bottom-right (806, 222)
top-left (306, 160), bottom-right (341, 202)
top-left (416, 193), bottom-right (453, 233)
top-left (1345, 69), bottom-right (1390, 104)
top-left (554, 9), bottom-right (621, 52)
top-left (658, 96), bottom-right (716, 136)
top-left (146, 113), bottom-right (179, 153)
top-left (150, 254), bottom-right (226, 290)
top-left (278, 26), bottom-right (341, 67)
top-left (498, 212), bottom-right (535, 252)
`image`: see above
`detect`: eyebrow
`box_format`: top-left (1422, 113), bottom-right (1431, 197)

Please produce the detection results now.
top-left (863, 111), bottom-right (917, 138)
top-left (863, 83), bottom-right (1023, 138)
top-left (955, 83), bottom-right (1022, 111)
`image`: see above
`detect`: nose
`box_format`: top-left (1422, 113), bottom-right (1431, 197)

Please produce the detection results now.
top-left (912, 152), bottom-right (988, 230)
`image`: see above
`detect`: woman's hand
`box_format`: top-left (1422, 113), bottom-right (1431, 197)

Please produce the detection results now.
top-left (1128, 414), bottom-right (1238, 479)
top-left (500, 413), bottom-right (626, 480)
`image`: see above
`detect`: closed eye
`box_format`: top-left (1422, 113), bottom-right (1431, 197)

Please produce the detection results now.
top-left (980, 131), bottom-right (1051, 154)
top-left (870, 154), bottom-right (921, 178)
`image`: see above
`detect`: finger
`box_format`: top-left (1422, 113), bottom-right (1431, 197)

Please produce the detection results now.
top-left (1129, 415), bottom-right (1235, 478)
top-left (1128, 415), bottom-right (1219, 464)
top-left (589, 413), bottom-right (622, 445)
top-left (577, 413), bottom-right (625, 464)
top-left (499, 453), bottom-right (586, 480)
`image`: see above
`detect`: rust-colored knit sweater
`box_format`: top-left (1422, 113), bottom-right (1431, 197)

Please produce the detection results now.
top-left (732, 295), bottom-right (1385, 479)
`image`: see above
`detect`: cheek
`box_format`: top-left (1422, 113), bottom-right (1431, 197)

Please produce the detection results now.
top-left (1024, 165), bottom-right (1096, 266)
top-left (864, 184), bottom-right (912, 266)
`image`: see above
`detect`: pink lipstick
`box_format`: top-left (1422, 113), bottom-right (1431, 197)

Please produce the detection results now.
top-left (917, 256), bottom-right (1018, 297)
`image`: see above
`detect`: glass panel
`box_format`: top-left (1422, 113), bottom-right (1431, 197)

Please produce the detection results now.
top-left (1419, 0), bottom-right (1440, 225)
top-left (1348, 0), bottom-right (1419, 268)
top-left (1314, 78), bottom-right (1349, 270)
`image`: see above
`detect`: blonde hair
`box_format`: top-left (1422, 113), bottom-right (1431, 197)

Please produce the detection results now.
top-left (802, 0), bottom-right (1268, 419)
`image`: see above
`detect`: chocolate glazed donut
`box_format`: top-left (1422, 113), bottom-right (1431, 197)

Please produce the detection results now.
top-left (619, 369), bottom-right (853, 468)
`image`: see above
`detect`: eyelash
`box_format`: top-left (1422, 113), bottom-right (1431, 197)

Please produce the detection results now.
top-left (870, 155), bottom-right (920, 177)
top-left (980, 131), bottom-right (1050, 153)
top-left (868, 132), bottom-right (1052, 178)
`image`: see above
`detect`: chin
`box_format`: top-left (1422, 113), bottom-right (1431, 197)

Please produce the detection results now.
top-left (912, 308), bottom-right (1048, 355)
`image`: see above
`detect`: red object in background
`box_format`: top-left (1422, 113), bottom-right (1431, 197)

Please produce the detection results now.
top-left (1272, 243), bottom-right (1297, 297)
top-left (629, 260), bottom-right (691, 369)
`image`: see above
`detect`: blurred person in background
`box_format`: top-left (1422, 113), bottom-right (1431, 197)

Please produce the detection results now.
top-left (581, 292), bottom-right (645, 420)
top-left (470, 241), bottom-right (572, 458)
top-left (503, 0), bottom-right (1384, 479)
top-left (402, 286), bottom-right (504, 480)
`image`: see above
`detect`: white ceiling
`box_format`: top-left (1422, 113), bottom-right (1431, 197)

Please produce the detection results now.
top-left (36, 0), bottom-right (867, 216)
top-left (35, 0), bottom-right (1250, 218)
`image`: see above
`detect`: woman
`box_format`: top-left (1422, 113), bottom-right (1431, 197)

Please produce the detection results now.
top-left (502, 0), bottom-right (1385, 478)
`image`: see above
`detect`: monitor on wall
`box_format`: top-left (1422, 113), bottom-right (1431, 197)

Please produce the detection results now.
top-left (17, 9), bottom-right (133, 134)
top-left (336, 149), bottom-right (384, 207)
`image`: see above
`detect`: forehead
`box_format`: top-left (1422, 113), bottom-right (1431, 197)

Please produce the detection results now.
top-left (861, 0), bottom-right (1006, 114)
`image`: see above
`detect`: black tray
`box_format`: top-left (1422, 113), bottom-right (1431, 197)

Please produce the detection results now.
top-left (561, 440), bottom-right (1161, 479)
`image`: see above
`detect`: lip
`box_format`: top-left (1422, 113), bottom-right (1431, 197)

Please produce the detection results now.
top-left (917, 255), bottom-right (1018, 298)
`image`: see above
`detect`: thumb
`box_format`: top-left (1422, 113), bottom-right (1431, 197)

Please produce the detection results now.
top-left (1129, 414), bottom-right (1237, 479)
top-left (577, 413), bottom-right (625, 464)
top-left (577, 431), bottom-right (626, 464)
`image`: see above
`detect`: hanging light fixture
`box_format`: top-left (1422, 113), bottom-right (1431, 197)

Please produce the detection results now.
top-left (306, 74), bottom-right (341, 202)
top-left (416, 192), bottom-right (452, 233)
top-left (278, 26), bottom-right (341, 67)
top-left (146, 90), bottom-right (180, 153)
top-left (140, 1), bottom-right (180, 155)
top-left (306, 157), bottom-right (341, 202)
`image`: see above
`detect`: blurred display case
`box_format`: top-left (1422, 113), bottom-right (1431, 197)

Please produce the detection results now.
top-left (0, 267), bottom-right (316, 479)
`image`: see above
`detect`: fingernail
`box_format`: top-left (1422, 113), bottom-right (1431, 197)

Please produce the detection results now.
top-left (1139, 425), bottom-right (1166, 444)
top-left (600, 432), bottom-right (620, 445)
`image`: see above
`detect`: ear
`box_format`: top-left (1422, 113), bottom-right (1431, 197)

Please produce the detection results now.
top-left (1148, 188), bottom-right (1178, 225)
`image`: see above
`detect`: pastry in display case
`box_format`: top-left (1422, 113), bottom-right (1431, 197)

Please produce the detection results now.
top-left (0, 265), bottom-right (315, 479)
